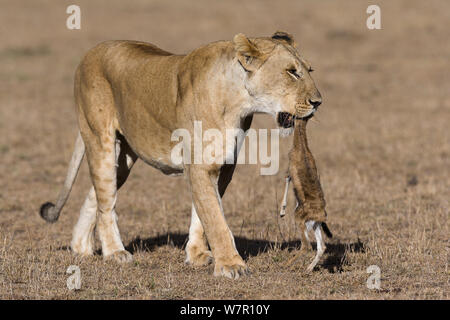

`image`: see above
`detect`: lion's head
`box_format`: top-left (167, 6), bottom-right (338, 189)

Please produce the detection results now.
top-left (233, 31), bottom-right (322, 129)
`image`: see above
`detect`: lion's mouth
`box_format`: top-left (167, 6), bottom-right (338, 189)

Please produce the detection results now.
top-left (277, 112), bottom-right (296, 128)
top-left (278, 108), bottom-right (316, 127)
top-left (300, 108), bottom-right (316, 120)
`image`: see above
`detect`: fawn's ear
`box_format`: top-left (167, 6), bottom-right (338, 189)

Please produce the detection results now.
top-left (233, 33), bottom-right (266, 72)
top-left (271, 31), bottom-right (297, 47)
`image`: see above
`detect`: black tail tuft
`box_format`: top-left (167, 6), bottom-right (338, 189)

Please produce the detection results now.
top-left (39, 202), bottom-right (59, 223)
top-left (321, 222), bottom-right (333, 238)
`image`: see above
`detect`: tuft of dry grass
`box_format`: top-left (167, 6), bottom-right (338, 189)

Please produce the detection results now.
top-left (0, 0), bottom-right (449, 299)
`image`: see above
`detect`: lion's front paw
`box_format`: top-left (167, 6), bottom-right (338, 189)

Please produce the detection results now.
top-left (71, 243), bottom-right (94, 257)
top-left (105, 249), bottom-right (133, 263)
top-left (71, 236), bottom-right (95, 257)
top-left (214, 256), bottom-right (249, 280)
top-left (185, 248), bottom-right (213, 266)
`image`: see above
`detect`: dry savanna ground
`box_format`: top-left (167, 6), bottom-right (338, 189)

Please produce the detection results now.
top-left (0, 0), bottom-right (448, 299)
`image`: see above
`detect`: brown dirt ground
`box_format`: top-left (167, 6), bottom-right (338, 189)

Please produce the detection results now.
top-left (0, 0), bottom-right (448, 299)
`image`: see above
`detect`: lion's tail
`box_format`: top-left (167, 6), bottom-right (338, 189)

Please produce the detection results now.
top-left (39, 132), bottom-right (85, 223)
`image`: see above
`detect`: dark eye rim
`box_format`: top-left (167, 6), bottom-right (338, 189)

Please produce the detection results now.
top-left (287, 68), bottom-right (301, 79)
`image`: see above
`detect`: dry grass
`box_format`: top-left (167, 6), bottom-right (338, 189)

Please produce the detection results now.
top-left (0, 0), bottom-right (448, 299)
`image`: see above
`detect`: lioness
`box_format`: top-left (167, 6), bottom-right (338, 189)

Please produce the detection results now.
top-left (40, 31), bottom-right (322, 279)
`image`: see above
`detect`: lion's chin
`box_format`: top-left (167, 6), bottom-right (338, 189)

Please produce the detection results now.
top-left (296, 108), bottom-right (316, 120)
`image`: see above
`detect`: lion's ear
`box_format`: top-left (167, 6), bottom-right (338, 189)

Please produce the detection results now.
top-left (271, 31), bottom-right (296, 47)
top-left (233, 33), bottom-right (264, 72)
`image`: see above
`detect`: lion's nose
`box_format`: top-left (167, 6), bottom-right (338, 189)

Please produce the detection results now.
top-left (308, 97), bottom-right (322, 109)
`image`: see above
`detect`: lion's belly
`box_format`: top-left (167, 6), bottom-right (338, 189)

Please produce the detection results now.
top-left (137, 153), bottom-right (184, 176)
top-left (122, 129), bottom-right (184, 176)
top-left (116, 105), bottom-right (184, 176)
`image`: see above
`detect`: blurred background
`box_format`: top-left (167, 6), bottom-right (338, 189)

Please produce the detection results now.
top-left (0, 0), bottom-right (448, 299)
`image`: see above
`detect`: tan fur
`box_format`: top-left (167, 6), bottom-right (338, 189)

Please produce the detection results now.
top-left (290, 119), bottom-right (327, 231)
top-left (41, 32), bottom-right (322, 279)
top-left (283, 119), bottom-right (330, 272)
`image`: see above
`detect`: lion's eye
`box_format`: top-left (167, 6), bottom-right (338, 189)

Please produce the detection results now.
top-left (308, 67), bottom-right (314, 73)
top-left (287, 68), bottom-right (302, 79)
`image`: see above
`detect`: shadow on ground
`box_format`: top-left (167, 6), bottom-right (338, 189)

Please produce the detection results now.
top-left (125, 233), bottom-right (366, 273)
top-left (321, 239), bottom-right (365, 273)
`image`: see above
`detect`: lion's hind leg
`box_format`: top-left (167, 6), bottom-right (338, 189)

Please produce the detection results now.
top-left (79, 125), bottom-right (136, 263)
top-left (71, 186), bottom-right (97, 256)
top-left (185, 205), bottom-right (213, 266)
top-left (71, 135), bottom-right (137, 258)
